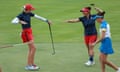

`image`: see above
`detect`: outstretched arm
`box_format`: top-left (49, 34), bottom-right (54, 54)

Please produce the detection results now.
top-left (66, 18), bottom-right (80, 23)
top-left (34, 14), bottom-right (52, 24)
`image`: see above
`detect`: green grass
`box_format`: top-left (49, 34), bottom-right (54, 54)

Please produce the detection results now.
top-left (0, 43), bottom-right (120, 72)
top-left (0, 0), bottom-right (120, 72)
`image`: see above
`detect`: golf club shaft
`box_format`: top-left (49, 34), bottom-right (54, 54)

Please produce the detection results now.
top-left (48, 24), bottom-right (55, 55)
top-left (0, 42), bottom-right (31, 48)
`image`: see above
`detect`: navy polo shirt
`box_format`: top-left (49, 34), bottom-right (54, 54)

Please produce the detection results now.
top-left (79, 15), bottom-right (97, 36)
top-left (17, 12), bottom-right (35, 29)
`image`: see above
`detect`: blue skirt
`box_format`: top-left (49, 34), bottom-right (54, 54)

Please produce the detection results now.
top-left (99, 37), bottom-right (114, 54)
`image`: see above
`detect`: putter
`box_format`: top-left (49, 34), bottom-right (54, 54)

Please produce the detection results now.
top-left (48, 23), bottom-right (55, 55)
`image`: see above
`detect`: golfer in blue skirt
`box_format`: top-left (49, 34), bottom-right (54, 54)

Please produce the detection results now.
top-left (92, 15), bottom-right (120, 72)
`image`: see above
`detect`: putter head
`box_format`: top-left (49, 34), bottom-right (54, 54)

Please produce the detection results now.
top-left (90, 3), bottom-right (95, 6)
top-left (52, 52), bottom-right (55, 55)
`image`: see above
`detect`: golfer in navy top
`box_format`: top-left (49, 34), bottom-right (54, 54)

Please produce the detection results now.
top-left (12, 4), bottom-right (52, 70)
top-left (66, 6), bottom-right (104, 66)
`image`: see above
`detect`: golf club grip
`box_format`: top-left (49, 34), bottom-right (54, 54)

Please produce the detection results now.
top-left (48, 24), bottom-right (55, 55)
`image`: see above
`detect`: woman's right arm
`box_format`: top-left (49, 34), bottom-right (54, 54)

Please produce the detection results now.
top-left (66, 18), bottom-right (80, 23)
